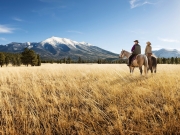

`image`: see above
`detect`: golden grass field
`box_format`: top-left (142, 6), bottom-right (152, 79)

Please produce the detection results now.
top-left (0, 64), bottom-right (180, 135)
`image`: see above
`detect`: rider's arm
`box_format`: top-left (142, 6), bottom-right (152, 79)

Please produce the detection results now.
top-left (145, 47), bottom-right (147, 54)
top-left (150, 46), bottom-right (152, 53)
top-left (131, 45), bottom-right (135, 52)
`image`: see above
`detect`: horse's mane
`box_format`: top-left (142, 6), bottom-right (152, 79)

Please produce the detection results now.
top-left (123, 50), bottom-right (131, 54)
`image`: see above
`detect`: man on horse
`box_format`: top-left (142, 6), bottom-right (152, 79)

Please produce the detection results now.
top-left (127, 40), bottom-right (141, 66)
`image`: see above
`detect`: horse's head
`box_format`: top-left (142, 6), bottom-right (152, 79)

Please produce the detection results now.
top-left (119, 49), bottom-right (125, 58)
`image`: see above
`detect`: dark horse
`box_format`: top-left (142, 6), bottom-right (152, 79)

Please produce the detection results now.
top-left (147, 55), bottom-right (157, 73)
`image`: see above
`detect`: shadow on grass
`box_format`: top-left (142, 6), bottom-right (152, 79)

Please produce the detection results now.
top-left (110, 73), bottom-right (155, 86)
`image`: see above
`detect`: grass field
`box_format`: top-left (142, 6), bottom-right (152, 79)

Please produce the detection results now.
top-left (0, 64), bottom-right (180, 135)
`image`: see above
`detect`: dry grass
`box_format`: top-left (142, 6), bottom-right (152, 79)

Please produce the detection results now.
top-left (0, 64), bottom-right (180, 135)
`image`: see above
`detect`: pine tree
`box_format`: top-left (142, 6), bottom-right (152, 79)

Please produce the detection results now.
top-left (78, 57), bottom-right (82, 63)
top-left (162, 57), bottom-right (166, 64)
top-left (29, 50), bottom-right (37, 66)
top-left (98, 59), bottom-right (102, 64)
top-left (67, 57), bottom-right (71, 64)
top-left (0, 53), bottom-right (5, 67)
top-left (16, 56), bottom-right (21, 66)
top-left (21, 48), bottom-right (30, 66)
top-left (97, 59), bottom-right (100, 64)
top-left (5, 56), bottom-right (10, 67)
top-left (167, 58), bottom-right (170, 64)
top-left (11, 57), bottom-right (17, 66)
top-left (63, 58), bottom-right (66, 63)
top-left (21, 48), bottom-right (38, 66)
top-left (171, 57), bottom-right (175, 64)
top-left (37, 54), bottom-right (41, 66)
top-left (175, 57), bottom-right (178, 64)
top-left (157, 58), bottom-right (160, 64)
top-left (50, 60), bottom-right (54, 64)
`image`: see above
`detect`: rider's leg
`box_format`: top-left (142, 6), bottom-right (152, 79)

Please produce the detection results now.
top-left (127, 55), bottom-right (133, 66)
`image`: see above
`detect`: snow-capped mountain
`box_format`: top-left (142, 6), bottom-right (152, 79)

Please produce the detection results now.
top-left (153, 49), bottom-right (180, 58)
top-left (0, 37), bottom-right (118, 60)
top-left (41, 36), bottom-right (92, 47)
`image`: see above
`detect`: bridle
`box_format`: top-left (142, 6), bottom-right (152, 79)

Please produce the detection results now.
top-left (120, 50), bottom-right (125, 58)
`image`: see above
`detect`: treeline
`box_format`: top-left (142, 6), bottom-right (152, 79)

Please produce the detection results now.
top-left (157, 57), bottom-right (180, 64)
top-left (0, 48), bottom-right (41, 67)
top-left (42, 57), bottom-right (126, 64)
top-left (42, 57), bottom-right (180, 64)
top-left (1, 50), bottom-right (179, 66)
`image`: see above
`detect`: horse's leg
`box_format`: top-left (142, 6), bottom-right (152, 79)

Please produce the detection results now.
top-left (129, 67), bottom-right (131, 73)
top-left (132, 67), bottom-right (134, 73)
top-left (139, 67), bottom-right (143, 75)
top-left (144, 56), bottom-right (148, 75)
top-left (152, 61), bottom-right (157, 73)
top-left (130, 67), bottom-right (134, 74)
top-left (144, 66), bottom-right (148, 75)
top-left (131, 67), bottom-right (133, 74)
top-left (154, 67), bottom-right (157, 73)
top-left (130, 67), bottom-right (132, 74)
top-left (150, 67), bottom-right (153, 73)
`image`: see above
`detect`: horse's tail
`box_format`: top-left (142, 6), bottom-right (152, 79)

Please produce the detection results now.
top-left (152, 56), bottom-right (157, 73)
top-left (144, 55), bottom-right (148, 75)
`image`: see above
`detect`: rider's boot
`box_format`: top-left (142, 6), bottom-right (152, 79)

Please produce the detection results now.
top-left (127, 59), bottom-right (130, 66)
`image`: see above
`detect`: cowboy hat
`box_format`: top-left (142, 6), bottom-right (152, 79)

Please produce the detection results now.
top-left (134, 40), bottom-right (139, 43)
top-left (146, 41), bottom-right (151, 45)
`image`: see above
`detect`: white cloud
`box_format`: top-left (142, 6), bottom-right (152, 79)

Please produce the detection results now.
top-left (67, 30), bottom-right (83, 34)
top-left (13, 17), bottom-right (23, 22)
top-left (158, 37), bottom-right (180, 43)
top-left (0, 25), bottom-right (14, 33)
top-left (0, 37), bottom-right (7, 41)
top-left (130, 0), bottom-right (156, 9)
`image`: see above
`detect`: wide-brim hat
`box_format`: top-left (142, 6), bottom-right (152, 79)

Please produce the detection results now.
top-left (134, 40), bottom-right (139, 43)
top-left (146, 41), bottom-right (151, 45)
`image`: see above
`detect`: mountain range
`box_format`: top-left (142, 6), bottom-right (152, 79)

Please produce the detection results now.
top-left (153, 49), bottom-right (180, 58)
top-left (0, 37), bottom-right (118, 60)
top-left (0, 37), bottom-right (179, 60)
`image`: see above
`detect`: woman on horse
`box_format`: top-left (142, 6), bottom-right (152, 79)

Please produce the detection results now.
top-left (145, 41), bottom-right (152, 56)
top-left (145, 41), bottom-right (152, 66)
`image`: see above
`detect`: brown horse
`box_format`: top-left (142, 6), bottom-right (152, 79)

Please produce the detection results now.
top-left (119, 50), bottom-right (148, 75)
top-left (147, 54), bottom-right (157, 73)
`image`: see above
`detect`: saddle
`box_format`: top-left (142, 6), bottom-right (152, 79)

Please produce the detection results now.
top-left (131, 55), bottom-right (138, 63)
top-left (130, 54), bottom-right (138, 67)
top-left (148, 53), bottom-right (152, 57)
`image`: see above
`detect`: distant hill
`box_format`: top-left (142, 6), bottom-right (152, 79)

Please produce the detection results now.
top-left (1, 38), bottom-right (179, 60)
top-left (0, 36), bottom-right (118, 60)
top-left (153, 49), bottom-right (180, 58)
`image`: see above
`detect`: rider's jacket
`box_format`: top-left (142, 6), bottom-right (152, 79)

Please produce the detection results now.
top-left (131, 44), bottom-right (141, 55)
top-left (145, 45), bottom-right (152, 55)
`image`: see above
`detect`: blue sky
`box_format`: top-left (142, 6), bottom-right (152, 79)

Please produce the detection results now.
top-left (0, 0), bottom-right (180, 54)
